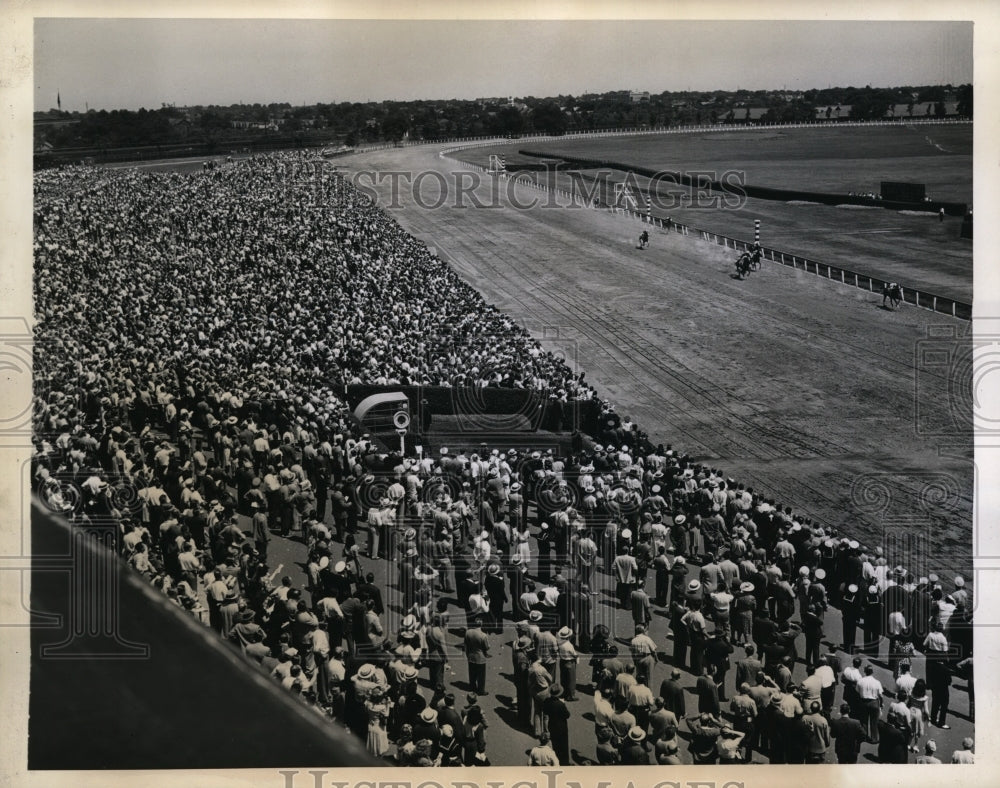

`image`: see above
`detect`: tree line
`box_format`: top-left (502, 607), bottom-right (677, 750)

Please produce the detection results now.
top-left (36, 83), bottom-right (972, 153)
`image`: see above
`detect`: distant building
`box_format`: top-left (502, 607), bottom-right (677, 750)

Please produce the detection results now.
top-left (814, 105), bottom-right (850, 120)
top-left (629, 91), bottom-right (650, 103)
top-left (725, 107), bottom-right (769, 121)
top-left (230, 118), bottom-right (280, 131)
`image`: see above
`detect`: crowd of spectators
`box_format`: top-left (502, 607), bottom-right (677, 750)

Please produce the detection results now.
top-left (31, 153), bottom-right (974, 766)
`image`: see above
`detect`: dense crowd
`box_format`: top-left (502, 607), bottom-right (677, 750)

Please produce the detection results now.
top-left (31, 154), bottom-right (974, 766)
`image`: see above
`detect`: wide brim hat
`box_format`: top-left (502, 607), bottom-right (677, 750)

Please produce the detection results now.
top-left (419, 707), bottom-right (438, 723)
top-left (739, 582), bottom-right (755, 593)
top-left (557, 626), bottom-right (573, 639)
top-left (627, 726), bottom-right (646, 742)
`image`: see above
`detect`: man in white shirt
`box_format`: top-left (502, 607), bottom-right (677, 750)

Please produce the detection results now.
top-left (895, 662), bottom-right (916, 696)
top-left (856, 664), bottom-right (884, 743)
top-left (951, 737), bottom-right (974, 764)
top-left (593, 688), bottom-right (615, 731)
top-left (814, 654), bottom-right (837, 713)
top-left (923, 622), bottom-right (952, 729)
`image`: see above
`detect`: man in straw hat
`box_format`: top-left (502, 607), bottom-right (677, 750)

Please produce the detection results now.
top-left (621, 724), bottom-right (650, 764)
top-left (556, 626), bottom-right (579, 700)
top-left (542, 684), bottom-right (571, 764)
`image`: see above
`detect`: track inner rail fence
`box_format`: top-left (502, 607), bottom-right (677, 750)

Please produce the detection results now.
top-left (442, 155), bottom-right (971, 322)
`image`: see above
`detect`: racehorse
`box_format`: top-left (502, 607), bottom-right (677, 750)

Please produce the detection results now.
top-left (882, 282), bottom-right (902, 309)
top-left (735, 252), bottom-right (753, 279)
top-left (638, 230), bottom-right (649, 249)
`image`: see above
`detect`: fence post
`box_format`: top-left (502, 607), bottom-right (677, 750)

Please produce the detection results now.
top-left (933, 296), bottom-right (937, 311)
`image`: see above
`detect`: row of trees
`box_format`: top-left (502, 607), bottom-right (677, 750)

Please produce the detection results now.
top-left (36, 83), bottom-right (971, 151)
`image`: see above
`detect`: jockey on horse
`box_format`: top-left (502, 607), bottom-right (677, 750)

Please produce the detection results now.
top-left (882, 281), bottom-right (902, 308)
top-left (735, 251), bottom-right (752, 279)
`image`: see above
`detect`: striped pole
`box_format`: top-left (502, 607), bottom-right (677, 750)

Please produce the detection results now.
top-left (499, 155), bottom-right (506, 173)
top-left (754, 219), bottom-right (760, 245)
top-left (645, 196), bottom-right (651, 222)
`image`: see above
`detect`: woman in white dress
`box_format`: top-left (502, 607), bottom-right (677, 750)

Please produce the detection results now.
top-left (514, 522), bottom-right (532, 573)
top-left (365, 687), bottom-right (390, 757)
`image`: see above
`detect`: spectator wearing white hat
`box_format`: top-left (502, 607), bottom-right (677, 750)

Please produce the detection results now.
top-left (914, 739), bottom-right (940, 764)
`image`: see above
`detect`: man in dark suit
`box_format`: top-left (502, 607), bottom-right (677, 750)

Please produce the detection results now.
top-left (457, 568), bottom-right (479, 617)
top-left (658, 667), bottom-right (687, 721)
top-left (464, 616), bottom-right (491, 694)
top-left (438, 692), bottom-right (467, 752)
top-left (484, 563), bottom-right (507, 634)
top-left (354, 572), bottom-right (384, 616)
top-left (830, 702), bottom-right (865, 764)
top-left (735, 643), bottom-right (764, 690)
top-left (542, 684), bottom-right (572, 764)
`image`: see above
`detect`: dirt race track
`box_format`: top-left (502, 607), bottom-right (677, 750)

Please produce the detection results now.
top-left (338, 143), bottom-right (973, 583)
top-left (458, 125), bottom-right (973, 304)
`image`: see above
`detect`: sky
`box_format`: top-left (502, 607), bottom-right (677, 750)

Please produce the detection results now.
top-left (34, 19), bottom-right (973, 112)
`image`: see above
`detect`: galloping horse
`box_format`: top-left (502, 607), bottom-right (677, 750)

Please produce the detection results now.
top-left (882, 282), bottom-right (903, 309)
top-left (735, 252), bottom-right (753, 279)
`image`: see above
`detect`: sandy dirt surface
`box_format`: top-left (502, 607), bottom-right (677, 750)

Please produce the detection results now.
top-left (455, 128), bottom-right (972, 304)
top-left (338, 144), bottom-right (973, 584)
